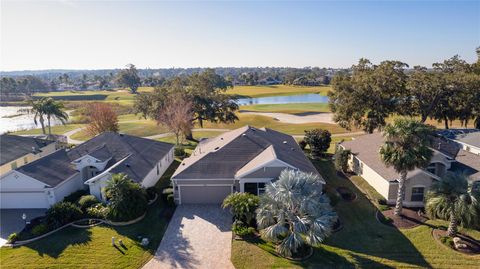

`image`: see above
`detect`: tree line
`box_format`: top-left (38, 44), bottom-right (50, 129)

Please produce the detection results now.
top-left (329, 50), bottom-right (480, 131)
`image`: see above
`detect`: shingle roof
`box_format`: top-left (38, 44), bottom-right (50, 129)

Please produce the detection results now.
top-left (172, 126), bottom-right (322, 182)
top-left (453, 132), bottom-right (480, 148)
top-left (452, 149), bottom-right (480, 181)
top-left (16, 132), bottom-right (174, 187)
top-left (0, 134), bottom-right (55, 165)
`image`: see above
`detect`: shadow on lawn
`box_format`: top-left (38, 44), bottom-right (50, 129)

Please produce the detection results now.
top-left (24, 227), bottom-right (92, 258)
top-left (313, 158), bottom-right (431, 268)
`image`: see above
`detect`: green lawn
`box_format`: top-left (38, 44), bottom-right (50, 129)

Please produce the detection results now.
top-left (70, 121), bottom-right (171, 141)
top-left (231, 159), bottom-right (480, 269)
top-left (155, 131), bottom-right (226, 144)
top-left (0, 161), bottom-right (180, 269)
top-left (12, 124), bottom-right (85, 135)
top-left (240, 103), bottom-right (330, 114)
top-left (227, 85), bottom-right (331, 98)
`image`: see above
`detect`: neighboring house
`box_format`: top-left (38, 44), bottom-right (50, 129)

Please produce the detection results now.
top-left (340, 133), bottom-right (480, 208)
top-left (438, 129), bottom-right (480, 155)
top-left (0, 134), bottom-right (57, 175)
top-left (0, 132), bottom-right (174, 209)
top-left (171, 126), bottom-right (323, 204)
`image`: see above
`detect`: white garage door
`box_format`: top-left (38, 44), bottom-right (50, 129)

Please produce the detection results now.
top-left (180, 185), bottom-right (232, 204)
top-left (0, 192), bottom-right (49, 209)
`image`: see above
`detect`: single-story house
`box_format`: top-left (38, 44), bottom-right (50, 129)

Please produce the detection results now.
top-left (339, 132), bottom-right (480, 208)
top-left (0, 134), bottom-right (57, 175)
top-left (438, 129), bottom-right (480, 155)
top-left (0, 132), bottom-right (174, 209)
top-left (171, 126), bottom-right (323, 204)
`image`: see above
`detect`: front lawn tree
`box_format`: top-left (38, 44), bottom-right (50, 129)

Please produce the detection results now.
top-left (105, 173), bottom-right (148, 221)
top-left (304, 129), bottom-right (331, 158)
top-left (256, 170), bottom-right (337, 258)
top-left (116, 64), bottom-right (141, 94)
top-left (426, 173), bottom-right (479, 237)
top-left (379, 118), bottom-right (433, 216)
top-left (85, 103), bottom-right (119, 136)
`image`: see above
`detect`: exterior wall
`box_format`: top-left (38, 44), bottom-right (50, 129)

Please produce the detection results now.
top-left (141, 148), bottom-right (174, 188)
top-left (88, 173), bottom-right (112, 201)
top-left (403, 173), bottom-right (434, 207)
top-left (348, 155), bottom-right (392, 200)
top-left (178, 185), bottom-right (233, 204)
top-left (72, 155), bottom-right (110, 175)
top-left (0, 143), bottom-right (57, 175)
top-left (52, 173), bottom-right (85, 204)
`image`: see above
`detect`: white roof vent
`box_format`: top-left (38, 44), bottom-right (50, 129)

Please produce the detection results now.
top-left (283, 141), bottom-right (287, 144)
top-left (242, 133), bottom-right (246, 137)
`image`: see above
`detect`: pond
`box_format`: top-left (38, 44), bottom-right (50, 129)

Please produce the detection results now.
top-left (0, 106), bottom-right (65, 134)
top-left (236, 93), bottom-right (329, 106)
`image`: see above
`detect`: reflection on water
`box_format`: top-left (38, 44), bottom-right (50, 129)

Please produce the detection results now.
top-left (236, 94), bottom-right (329, 106)
top-left (0, 106), bottom-right (64, 134)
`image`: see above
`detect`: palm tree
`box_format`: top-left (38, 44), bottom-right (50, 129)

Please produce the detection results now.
top-left (426, 173), bottom-right (479, 237)
top-left (379, 118), bottom-right (434, 216)
top-left (256, 170), bottom-right (337, 257)
top-left (43, 98), bottom-right (69, 135)
top-left (24, 98), bottom-right (48, 134)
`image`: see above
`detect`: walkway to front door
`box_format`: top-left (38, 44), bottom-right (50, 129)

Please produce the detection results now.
top-left (143, 205), bottom-right (234, 269)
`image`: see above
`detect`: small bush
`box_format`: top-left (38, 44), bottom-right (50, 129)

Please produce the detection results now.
top-left (78, 195), bottom-right (99, 210)
top-left (7, 233), bottom-right (18, 243)
top-left (232, 221), bottom-right (256, 236)
top-left (440, 236), bottom-right (454, 248)
top-left (378, 204), bottom-right (390, 211)
top-left (63, 190), bottom-right (88, 204)
top-left (146, 187), bottom-right (157, 200)
top-left (377, 198), bottom-right (387, 205)
top-left (31, 224), bottom-right (49, 236)
top-left (298, 140), bottom-right (307, 150)
top-left (174, 147), bottom-right (186, 158)
top-left (166, 193), bottom-right (175, 207)
top-left (46, 202), bottom-right (83, 229)
top-left (86, 204), bottom-right (109, 219)
top-left (162, 188), bottom-right (174, 201)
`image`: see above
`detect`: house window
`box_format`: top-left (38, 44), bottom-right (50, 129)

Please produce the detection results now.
top-left (258, 183), bottom-right (266, 194)
top-left (23, 157), bottom-right (28, 164)
top-left (10, 162), bottom-right (17, 170)
top-left (411, 187), bottom-right (425, 202)
top-left (245, 182), bottom-right (267, 195)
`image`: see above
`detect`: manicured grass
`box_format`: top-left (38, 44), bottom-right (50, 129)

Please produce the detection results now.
top-left (70, 121), bottom-right (170, 141)
top-left (155, 131), bottom-right (226, 144)
top-left (201, 113), bottom-right (351, 135)
top-left (240, 103), bottom-right (330, 114)
top-left (0, 163), bottom-right (176, 269)
top-left (227, 85), bottom-right (332, 98)
top-left (12, 124), bottom-right (85, 135)
top-left (34, 87), bottom-right (154, 102)
top-left (231, 159), bottom-right (480, 268)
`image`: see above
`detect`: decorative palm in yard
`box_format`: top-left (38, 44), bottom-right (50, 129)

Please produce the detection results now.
top-left (379, 118), bottom-right (433, 216)
top-left (426, 173), bottom-right (480, 237)
top-left (43, 98), bottom-right (69, 135)
top-left (256, 170), bottom-right (337, 258)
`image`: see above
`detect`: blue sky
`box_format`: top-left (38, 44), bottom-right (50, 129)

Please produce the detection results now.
top-left (1, 1), bottom-right (478, 70)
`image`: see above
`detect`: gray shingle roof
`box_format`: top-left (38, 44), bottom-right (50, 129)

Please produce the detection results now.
top-left (16, 132), bottom-right (174, 187)
top-left (173, 126), bottom-right (321, 181)
top-left (0, 134), bottom-right (55, 165)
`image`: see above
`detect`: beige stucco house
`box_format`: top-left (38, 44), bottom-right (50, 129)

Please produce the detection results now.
top-left (0, 132), bottom-right (174, 209)
top-left (339, 132), bottom-right (480, 208)
top-left (171, 126), bottom-right (324, 204)
top-left (0, 134), bottom-right (57, 175)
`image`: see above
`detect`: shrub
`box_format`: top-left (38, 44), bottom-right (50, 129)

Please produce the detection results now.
top-left (146, 187), bottom-right (157, 200)
top-left (162, 188), bottom-right (174, 201)
top-left (167, 193), bottom-right (175, 207)
top-left (378, 204), bottom-right (390, 211)
top-left (7, 233), bottom-right (18, 243)
top-left (105, 173), bottom-right (148, 221)
top-left (31, 224), bottom-right (49, 236)
top-left (334, 148), bottom-right (351, 173)
top-left (377, 197), bottom-right (387, 205)
top-left (86, 204), bottom-right (109, 219)
top-left (63, 189), bottom-right (88, 204)
top-left (304, 129), bottom-right (332, 158)
top-left (78, 195), bottom-right (99, 210)
top-left (440, 236), bottom-right (454, 248)
top-left (174, 146), bottom-right (186, 158)
top-left (232, 221), bottom-right (256, 236)
top-left (222, 192), bottom-right (259, 226)
top-left (298, 140), bottom-right (307, 150)
top-left (46, 202), bottom-right (83, 229)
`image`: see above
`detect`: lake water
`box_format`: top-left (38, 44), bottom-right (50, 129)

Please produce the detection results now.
top-left (0, 106), bottom-right (64, 134)
top-left (236, 93), bottom-right (329, 106)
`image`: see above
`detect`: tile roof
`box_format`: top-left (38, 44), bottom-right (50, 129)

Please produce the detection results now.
top-left (0, 134), bottom-right (55, 166)
top-left (16, 132), bottom-right (174, 187)
top-left (172, 126), bottom-right (322, 182)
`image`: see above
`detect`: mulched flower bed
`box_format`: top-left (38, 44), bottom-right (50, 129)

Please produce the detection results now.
top-left (336, 187), bottom-right (357, 201)
top-left (378, 208), bottom-right (428, 229)
top-left (432, 229), bottom-right (480, 255)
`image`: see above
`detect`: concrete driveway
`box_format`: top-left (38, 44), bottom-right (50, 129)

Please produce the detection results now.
top-left (143, 205), bottom-right (234, 269)
top-left (0, 209), bottom-right (46, 247)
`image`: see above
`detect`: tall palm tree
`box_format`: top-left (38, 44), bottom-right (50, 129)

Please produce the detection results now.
top-left (426, 173), bottom-right (479, 237)
top-left (43, 98), bottom-right (69, 135)
top-left (256, 170), bottom-right (337, 257)
top-left (24, 98), bottom-right (48, 134)
top-left (379, 118), bottom-right (434, 216)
